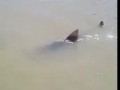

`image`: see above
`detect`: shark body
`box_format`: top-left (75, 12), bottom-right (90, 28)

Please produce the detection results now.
top-left (35, 21), bottom-right (116, 54)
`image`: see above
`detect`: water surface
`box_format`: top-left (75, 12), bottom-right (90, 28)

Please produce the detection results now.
top-left (0, 0), bottom-right (117, 90)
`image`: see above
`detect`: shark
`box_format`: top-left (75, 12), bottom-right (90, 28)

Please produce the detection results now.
top-left (34, 21), bottom-right (116, 54)
top-left (36, 29), bottom-right (79, 53)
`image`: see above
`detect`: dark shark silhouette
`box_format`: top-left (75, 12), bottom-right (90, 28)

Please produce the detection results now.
top-left (36, 29), bottom-right (79, 54)
top-left (36, 21), bottom-right (106, 54)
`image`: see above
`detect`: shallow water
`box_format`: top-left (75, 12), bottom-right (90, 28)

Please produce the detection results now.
top-left (0, 0), bottom-right (117, 90)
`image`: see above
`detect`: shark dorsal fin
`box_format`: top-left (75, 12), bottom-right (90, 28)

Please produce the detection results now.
top-left (65, 29), bottom-right (79, 42)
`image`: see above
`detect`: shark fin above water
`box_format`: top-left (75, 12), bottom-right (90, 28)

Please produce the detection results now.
top-left (65, 29), bottom-right (79, 42)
